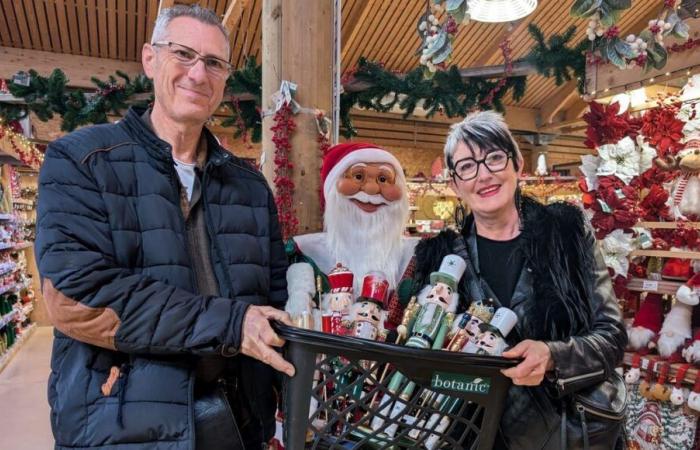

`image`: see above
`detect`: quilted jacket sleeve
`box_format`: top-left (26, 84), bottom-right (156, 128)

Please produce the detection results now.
top-left (36, 142), bottom-right (249, 355)
top-left (267, 188), bottom-right (288, 309)
top-left (545, 232), bottom-right (627, 397)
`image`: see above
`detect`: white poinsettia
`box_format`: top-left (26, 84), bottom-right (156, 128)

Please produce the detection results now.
top-left (600, 229), bottom-right (636, 278)
top-left (677, 102), bottom-right (700, 141)
top-left (635, 135), bottom-right (657, 173)
top-left (596, 136), bottom-right (640, 184)
top-left (579, 154), bottom-right (601, 192)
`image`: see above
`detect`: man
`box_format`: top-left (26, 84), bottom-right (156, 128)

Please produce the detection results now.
top-left (292, 142), bottom-right (417, 323)
top-left (36, 5), bottom-right (292, 450)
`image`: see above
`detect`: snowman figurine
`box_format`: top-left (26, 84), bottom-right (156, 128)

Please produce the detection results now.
top-left (323, 263), bottom-right (354, 335)
top-left (350, 271), bottom-right (389, 341)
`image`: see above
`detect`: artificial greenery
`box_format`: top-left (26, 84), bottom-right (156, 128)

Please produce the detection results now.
top-left (525, 24), bottom-right (588, 93)
top-left (7, 69), bottom-right (153, 132)
top-left (338, 57), bottom-right (526, 138)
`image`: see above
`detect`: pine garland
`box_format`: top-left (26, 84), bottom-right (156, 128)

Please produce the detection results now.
top-left (338, 57), bottom-right (527, 138)
top-left (525, 24), bottom-right (588, 93)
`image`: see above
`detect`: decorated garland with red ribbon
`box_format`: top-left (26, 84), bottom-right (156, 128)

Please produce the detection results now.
top-left (271, 103), bottom-right (298, 241)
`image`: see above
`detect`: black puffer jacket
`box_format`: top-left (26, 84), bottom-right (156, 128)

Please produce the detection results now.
top-left (414, 197), bottom-right (626, 450)
top-left (36, 107), bottom-right (288, 449)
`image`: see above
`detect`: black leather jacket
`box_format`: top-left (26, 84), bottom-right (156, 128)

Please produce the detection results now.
top-left (414, 198), bottom-right (626, 449)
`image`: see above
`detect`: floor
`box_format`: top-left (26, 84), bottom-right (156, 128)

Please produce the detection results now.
top-left (0, 326), bottom-right (54, 449)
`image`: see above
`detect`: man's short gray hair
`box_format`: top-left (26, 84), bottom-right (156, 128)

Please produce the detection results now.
top-left (444, 110), bottom-right (523, 172)
top-left (151, 4), bottom-right (230, 54)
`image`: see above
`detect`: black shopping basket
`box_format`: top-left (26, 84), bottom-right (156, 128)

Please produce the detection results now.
top-left (275, 323), bottom-right (519, 450)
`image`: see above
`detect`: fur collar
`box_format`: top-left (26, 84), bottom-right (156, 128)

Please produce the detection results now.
top-left (415, 197), bottom-right (595, 341)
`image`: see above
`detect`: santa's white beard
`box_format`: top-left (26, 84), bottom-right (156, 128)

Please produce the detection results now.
top-left (324, 187), bottom-right (409, 290)
top-left (657, 303), bottom-right (692, 357)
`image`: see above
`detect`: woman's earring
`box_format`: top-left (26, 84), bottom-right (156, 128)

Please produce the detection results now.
top-left (515, 187), bottom-right (524, 227)
top-left (454, 200), bottom-right (467, 232)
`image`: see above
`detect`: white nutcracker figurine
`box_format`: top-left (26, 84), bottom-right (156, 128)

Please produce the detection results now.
top-left (474, 307), bottom-right (518, 356)
top-left (322, 263), bottom-right (354, 335)
top-left (350, 271), bottom-right (389, 341)
top-left (456, 300), bottom-right (496, 353)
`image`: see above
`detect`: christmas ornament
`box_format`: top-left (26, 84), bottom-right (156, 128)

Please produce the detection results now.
top-left (625, 353), bottom-right (642, 384)
top-left (670, 364), bottom-right (691, 406)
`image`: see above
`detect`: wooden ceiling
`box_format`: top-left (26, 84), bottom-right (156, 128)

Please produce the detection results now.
top-left (0, 0), bottom-right (669, 131)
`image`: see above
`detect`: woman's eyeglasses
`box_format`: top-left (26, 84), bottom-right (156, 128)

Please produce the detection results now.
top-left (451, 149), bottom-right (511, 181)
top-left (152, 41), bottom-right (232, 79)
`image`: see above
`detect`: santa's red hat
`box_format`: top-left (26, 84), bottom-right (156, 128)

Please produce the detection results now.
top-left (328, 263), bottom-right (353, 293)
top-left (632, 293), bottom-right (664, 333)
top-left (320, 142), bottom-right (405, 204)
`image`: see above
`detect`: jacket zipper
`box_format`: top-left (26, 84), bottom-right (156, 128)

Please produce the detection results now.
top-left (575, 401), bottom-right (625, 421)
top-left (556, 369), bottom-right (604, 391)
top-left (167, 162), bottom-right (198, 291)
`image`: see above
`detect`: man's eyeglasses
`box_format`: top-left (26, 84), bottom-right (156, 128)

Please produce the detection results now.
top-left (451, 149), bottom-right (511, 181)
top-left (152, 41), bottom-right (232, 79)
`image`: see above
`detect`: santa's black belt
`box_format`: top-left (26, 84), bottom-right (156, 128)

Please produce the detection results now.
top-left (409, 332), bottom-right (434, 347)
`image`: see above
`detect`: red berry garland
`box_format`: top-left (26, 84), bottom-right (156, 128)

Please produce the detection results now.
top-left (271, 103), bottom-right (298, 241)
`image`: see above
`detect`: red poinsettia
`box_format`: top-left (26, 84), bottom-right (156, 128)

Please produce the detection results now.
top-left (634, 166), bottom-right (678, 189)
top-left (641, 105), bottom-right (685, 157)
top-left (588, 176), bottom-right (642, 238)
top-left (583, 101), bottom-right (636, 148)
top-left (639, 184), bottom-right (671, 221)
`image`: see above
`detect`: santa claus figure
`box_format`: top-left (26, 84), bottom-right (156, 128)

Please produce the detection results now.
top-left (293, 143), bottom-right (417, 294)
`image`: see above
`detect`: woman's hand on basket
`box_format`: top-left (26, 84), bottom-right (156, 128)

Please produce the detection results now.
top-left (500, 340), bottom-right (553, 386)
top-left (240, 305), bottom-right (296, 377)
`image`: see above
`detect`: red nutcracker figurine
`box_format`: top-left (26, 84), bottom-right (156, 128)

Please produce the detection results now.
top-left (350, 271), bottom-right (389, 341)
top-left (323, 263), bottom-right (355, 335)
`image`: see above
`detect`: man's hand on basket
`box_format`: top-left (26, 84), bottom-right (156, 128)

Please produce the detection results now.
top-left (240, 305), bottom-right (296, 377)
top-left (500, 340), bottom-right (553, 386)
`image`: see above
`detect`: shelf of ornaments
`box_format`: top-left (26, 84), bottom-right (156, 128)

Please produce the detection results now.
top-left (0, 323), bottom-right (37, 374)
top-left (623, 352), bottom-right (698, 387)
top-left (630, 222), bottom-right (700, 259)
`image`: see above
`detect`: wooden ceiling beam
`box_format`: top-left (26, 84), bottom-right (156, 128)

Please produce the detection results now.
top-left (0, 46), bottom-right (143, 89)
top-left (222, 0), bottom-right (246, 34)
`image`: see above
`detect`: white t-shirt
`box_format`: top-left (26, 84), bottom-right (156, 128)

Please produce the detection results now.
top-left (174, 158), bottom-right (196, 202)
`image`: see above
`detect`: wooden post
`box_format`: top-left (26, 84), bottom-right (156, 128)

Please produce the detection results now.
top-left (261, 0), bottom-right (335, 234)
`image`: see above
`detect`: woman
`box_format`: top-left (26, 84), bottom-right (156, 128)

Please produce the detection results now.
top-left (413, 111), bottom-right (627, 449)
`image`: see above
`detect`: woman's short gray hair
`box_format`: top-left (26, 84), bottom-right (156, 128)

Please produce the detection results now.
top-left (444, 110), bottom-right (523, 172)
top-left (151, 5), bottom-right (230, 54)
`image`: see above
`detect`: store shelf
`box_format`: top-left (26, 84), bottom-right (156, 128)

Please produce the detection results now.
top-left (623, 351), bottom-right (697, 386)
top-left (0, 264), bottom-right (17, 278)
top-left (627, 278), bottom-right (685, 295)
top-left (12, 199), bottom-right (33, 206)
top-left (13, 242), bottom-right (32, 250)
top-left (630, 249), bottom-right (700, 259)
top-left (0, 323), bottom-right (36, 375)
top-left (0, 283), bottom-right (20, 296)
top-left (0, 310), bottom-right (16, 328)
top-left (637, 221), bottom-right (700, 230)
top-left (0, 214), bottom-right (13, 221)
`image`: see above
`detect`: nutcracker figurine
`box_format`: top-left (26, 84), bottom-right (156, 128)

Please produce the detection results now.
top-left (322, 263), bottom-right (354, 335)
top-left (371, 254), bottom-right (466, 434)
top-left (474, 307), bottom-right (518, 356)
top-left (457, 300), bottom-right (496, 353)
top-left (350, 271), bottom-right (389, 341)
top-left (405, 254), bottom-right (466, 349)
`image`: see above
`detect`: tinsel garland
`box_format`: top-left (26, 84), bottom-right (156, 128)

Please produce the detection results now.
top-left (271, 103), bottom-right (298, 241)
